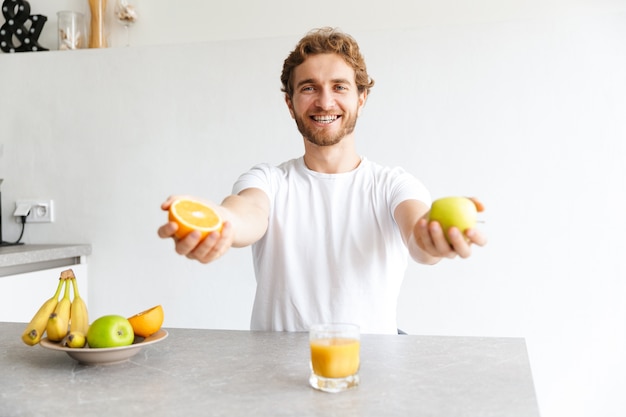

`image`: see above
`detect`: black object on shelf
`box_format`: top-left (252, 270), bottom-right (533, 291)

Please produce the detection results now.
top-left (0, 0), bottom-right (49, 53)
top-left (0, 179), bottom-right (25, 247)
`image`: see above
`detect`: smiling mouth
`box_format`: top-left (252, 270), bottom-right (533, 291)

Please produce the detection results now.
top-left (311, 115), bottom-right (340, 124)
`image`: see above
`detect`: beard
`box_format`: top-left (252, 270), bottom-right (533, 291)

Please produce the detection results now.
top-left (294, 113), bottom-right (358, 147)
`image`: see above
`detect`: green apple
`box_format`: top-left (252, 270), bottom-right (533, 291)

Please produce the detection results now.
top-left (87, 315), bottom-right (134, 348)
top-left (428, 197), bottom-right (478, 243)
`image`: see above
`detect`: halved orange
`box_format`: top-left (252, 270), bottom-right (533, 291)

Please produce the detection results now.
top-left (168, 198), bottom-right (223, 239)
top-left (128, 305), bottom-right (164, 338)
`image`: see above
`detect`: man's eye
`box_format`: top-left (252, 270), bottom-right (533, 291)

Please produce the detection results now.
top-left (301, 86), bottom-right (314, 92)
top-left (335, 85), bottom-right (348, 91)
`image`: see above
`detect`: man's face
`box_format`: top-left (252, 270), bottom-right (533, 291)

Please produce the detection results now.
top-left (286, 53), bottom-right (367, 147)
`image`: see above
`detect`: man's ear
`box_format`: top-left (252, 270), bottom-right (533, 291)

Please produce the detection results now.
top-left (285, 94), bottom-right (295, 119)
top-left (357, 90), bottom-right (368, 116)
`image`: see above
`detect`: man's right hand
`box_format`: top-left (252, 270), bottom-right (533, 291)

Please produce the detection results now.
top-left (157, 196), bottom-right (236, 264)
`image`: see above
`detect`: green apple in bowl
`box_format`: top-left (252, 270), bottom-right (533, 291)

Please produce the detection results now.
top-left (428, 197), bottom-right (483, 243)
top-left (87, 315), bottom-right (135, 348)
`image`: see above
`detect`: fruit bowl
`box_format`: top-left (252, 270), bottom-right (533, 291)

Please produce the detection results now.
top-left (39, 329), bottom-right (168, 365)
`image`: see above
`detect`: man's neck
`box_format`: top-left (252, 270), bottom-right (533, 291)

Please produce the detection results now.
top-left (302, 137), bottom-right (361, 174)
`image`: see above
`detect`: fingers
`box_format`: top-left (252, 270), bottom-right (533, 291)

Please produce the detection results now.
top-left (416, 219), bottom-right (483, 259)
top-left (415, 219), bottom-right (455, 259)
top-left (157, 221), bottom-right (179, 239)
top-left (467, 197), bottom-right (485, 212)
top-left (176, 222), bottom-right (233, 264)
top-left (428, 221), bottom-right (458, 259)
top-left (465, 228), bottom-right (487, 247)
top-left (441, 226), bottom-right (488, 259)
top-left (446, 227), bottom-right (472, 259)
top-left (174, 230), bottom-right (202, 256)
top-left (160, 196), bottom-right (177, 211)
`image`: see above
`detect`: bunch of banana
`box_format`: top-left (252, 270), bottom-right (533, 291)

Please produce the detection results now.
top-left (21, 278), bottom-right (65, 346)
top-left (21, 268), bottom-right (90, 348)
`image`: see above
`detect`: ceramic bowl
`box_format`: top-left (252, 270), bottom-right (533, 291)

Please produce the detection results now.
top-left (40, 329), bottom-right (168, 365)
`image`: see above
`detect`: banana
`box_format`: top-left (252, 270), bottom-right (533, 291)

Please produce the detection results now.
top-left (69, 276), bottom-right (89, 335)
top-left (21, 278), bottom-right (65, 346)
top-left (46, 279), bottom-right (71, 342)
top-left (66, 331), bottom-right (86, 348)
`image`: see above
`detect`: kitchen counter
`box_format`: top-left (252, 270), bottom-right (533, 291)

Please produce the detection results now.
top-left (0, 244), bottom-right (91, 277)
top-left (0, 322), bottom-right (540, 417)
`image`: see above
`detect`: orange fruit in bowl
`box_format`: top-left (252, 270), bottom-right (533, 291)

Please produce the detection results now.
top-left (128, 305), bottom-right (164, 338)
top-left (168, 198), bottom-right (223, 240)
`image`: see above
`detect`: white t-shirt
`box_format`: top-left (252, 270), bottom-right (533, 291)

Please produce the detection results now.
top-left (232, 157), bottom-right (431, 334)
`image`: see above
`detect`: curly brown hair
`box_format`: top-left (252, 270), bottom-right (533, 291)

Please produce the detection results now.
top-left (280, 27), bottom-right (375, 99)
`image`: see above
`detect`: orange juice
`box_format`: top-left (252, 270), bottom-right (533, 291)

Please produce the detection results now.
top-left (310, 337), bottom-right (360, 378)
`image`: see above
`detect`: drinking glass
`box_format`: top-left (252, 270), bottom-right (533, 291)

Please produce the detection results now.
top-left (114, 0), bottom-right (138, 46)
top-left (309, 323), bottom-right (360, 393)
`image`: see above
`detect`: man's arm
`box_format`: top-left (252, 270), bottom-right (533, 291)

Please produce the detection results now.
top-left (220, 188), bottom-right (270, 247)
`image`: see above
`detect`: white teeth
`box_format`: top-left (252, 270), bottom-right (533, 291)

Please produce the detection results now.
top-left (312, 115), bottom-right (338, 123)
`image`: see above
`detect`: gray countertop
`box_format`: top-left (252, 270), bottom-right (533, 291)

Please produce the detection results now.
top-left (0, 322), bottom-right (540, 417)
top-left (0, 244), bottom-right (91, 276)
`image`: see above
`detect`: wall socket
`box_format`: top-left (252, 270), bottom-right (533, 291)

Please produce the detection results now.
top-left (15, 200), bottom-right (54, 223)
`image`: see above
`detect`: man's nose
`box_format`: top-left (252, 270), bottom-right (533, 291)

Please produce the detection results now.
top-left (315, 88), bottom-right (336, 110)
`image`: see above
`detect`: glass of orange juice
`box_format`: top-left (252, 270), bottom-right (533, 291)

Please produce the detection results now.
top-left (309, 323), bottom-right (360, 393)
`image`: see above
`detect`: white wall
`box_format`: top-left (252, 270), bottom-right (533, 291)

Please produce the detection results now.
top-left (1, 1), bottom-right (625, 417)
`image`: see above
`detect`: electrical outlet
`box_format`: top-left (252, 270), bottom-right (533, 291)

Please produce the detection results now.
top-left (15, 200), bottom-right (54, 223)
